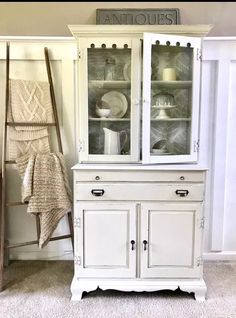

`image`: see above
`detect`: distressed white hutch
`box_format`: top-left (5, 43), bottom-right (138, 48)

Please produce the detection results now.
top-left (69, 24), bottom-right (212, 301)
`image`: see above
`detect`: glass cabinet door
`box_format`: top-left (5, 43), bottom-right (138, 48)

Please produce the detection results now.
top-left (78, 38), bottom-right (141, 163)
top-left (142, 33), bottom-right (201, 164)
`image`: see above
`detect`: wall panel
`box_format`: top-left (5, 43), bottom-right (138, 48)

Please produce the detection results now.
top-left (0, 38), bottom-right (77, 260)
top-left (202, 37), bottom-right (236, 258)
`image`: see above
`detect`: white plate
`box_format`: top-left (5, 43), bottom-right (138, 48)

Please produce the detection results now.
top-left (123, 62), bottom-right (131, 81)
top-left (101, 91), bottom-right (128, 118)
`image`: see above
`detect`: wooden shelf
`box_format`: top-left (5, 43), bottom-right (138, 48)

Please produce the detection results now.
top-left (151, 80), bottom-right (192, 89)
top-left (151, 118), bottom-right (191, 121)
top-left (88, 80), bottom-right (131, 89)
top-left (89, 118), bottom-right (190, 122)
top-left (88, 80), bottom-right (191, 90)
top-left (89, 117), bottom-right (130, 122)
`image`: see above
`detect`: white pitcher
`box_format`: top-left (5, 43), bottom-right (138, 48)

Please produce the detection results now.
top-left (103, 127), bottom-right (128, 155)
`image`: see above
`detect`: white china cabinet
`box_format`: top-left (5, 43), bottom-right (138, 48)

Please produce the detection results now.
top-left (69, 25), bottom-right (211, 165)
top-left (69, 25), bottom-right (212, 301)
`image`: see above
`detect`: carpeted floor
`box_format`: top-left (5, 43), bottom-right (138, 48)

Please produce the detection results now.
top-left (0, 261), bottom-right (236, 318)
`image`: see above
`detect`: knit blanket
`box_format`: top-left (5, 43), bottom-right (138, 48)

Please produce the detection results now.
top-left (8, 79), bottom-right (53, 160)
top-left (8, 79), bottom-right (53, 129)
top-left (16, 152), bottom-right (72, 248)
top-left (9, 131), bottom-right (50, 160)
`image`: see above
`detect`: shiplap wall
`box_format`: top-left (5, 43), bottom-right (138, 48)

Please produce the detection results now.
top-left (202, 37), bottom-right (236, 260)
top-left (0, 36), bottom-right (236, 260)
top-left (0, 38), bottom-right (77, 260)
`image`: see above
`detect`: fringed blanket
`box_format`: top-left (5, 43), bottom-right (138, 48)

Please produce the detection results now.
top-left (16, 152), bottom-right (72, 248)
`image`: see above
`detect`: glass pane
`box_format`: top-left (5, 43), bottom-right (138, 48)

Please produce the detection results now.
top-left (87, 46), bottom-right (131, 156)
top-left (150, 41), bottom-right (193, 156)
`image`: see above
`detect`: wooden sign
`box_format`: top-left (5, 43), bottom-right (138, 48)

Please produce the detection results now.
top-left (96, 8), bottom-right (180, 25)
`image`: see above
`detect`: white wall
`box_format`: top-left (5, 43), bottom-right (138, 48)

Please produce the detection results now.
top-left (202, 38), bottom-right (236, 260)
top-left (0, 2), bottom-right (236, 37)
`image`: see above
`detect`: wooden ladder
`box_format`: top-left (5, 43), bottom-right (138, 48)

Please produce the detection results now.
top-left (0, 42), bottom-right (74, 291)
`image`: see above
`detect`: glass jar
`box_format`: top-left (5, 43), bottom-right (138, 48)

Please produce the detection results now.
top-left (104, 57), bottom-right (115, 80)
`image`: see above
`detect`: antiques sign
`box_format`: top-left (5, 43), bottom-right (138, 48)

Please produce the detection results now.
top-left (96, 9), bottom-right (180, 25)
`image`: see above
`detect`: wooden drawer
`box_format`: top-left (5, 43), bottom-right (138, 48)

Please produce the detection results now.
top-left (75, 183), bottom-right (204, 201)
top-left (74, 170), bottom-right (205, 183)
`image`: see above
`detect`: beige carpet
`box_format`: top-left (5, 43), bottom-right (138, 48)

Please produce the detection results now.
top-left (0, 261), bottom-right (236, 318)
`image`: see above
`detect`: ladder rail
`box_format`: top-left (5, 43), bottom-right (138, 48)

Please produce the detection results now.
top-left (0, 44), bottom-right (74, 292)
top-left (44, 46), bottom-right (74, 250)
top-left (0, 42), bottom-right (10, 291)
top-left (44, 47), bottom-right (63, 153)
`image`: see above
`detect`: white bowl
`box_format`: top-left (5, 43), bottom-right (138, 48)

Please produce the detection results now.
top-left (96, 108), bottom-right (111, 118)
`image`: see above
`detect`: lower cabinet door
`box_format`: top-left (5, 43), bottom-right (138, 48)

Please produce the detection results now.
top-left (140, 202), bottom-right (203, 278)
top-left (74, 201), bottom-right (137, 278)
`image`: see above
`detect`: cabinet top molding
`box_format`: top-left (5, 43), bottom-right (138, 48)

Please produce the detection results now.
top-left (71, 164), bottom-right (208, 171)
top-left (68, 24), bottom-right (213, 38)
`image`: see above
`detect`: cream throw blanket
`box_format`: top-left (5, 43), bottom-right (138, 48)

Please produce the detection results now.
top-left (16, 152), bottom-right (72, 248)
top-left (8, 79), bottom-right (53, 160)
top-left (8, 79), bottom-right (53, 129)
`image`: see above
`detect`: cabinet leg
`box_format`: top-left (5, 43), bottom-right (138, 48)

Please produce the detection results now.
top-left (71, 276), bottom-right (84, 301)
top-left (180, 280), bottom-right (207, 302)
top-left (71, 290), bottom-right (83, 301)
top-left (70, 276), bottom-right (99, 301)
top-left (194, 289), bottom-right (207, 302)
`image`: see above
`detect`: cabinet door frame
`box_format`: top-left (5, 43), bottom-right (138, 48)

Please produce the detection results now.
top-left (140, 202), bottom-right (203, 278)
top-left (74, 201), bottom-right (137, 278)
top-left (76, 37), bottom-right (141, 163)
top-left (142, 32), bottom-right (202, 164)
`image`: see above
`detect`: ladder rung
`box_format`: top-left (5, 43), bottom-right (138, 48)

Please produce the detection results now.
top-left (6, 234), bottom-right (72, 249)
top-left (49, 234), bottom-right (72, 242)
top-left (7, 240), bottom-right (39, 248)
top-left (6, 202), bottom-right (28, 207)
top-left (7, 122), bottom-right (56, 127)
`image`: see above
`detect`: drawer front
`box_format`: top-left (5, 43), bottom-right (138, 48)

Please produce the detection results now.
top-left (74, 170), bottom-right (205, 183)
top-left (75, 183), bottom-right (204, 201)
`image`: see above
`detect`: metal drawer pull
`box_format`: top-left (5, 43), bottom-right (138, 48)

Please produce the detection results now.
top-left (91, 189), bottom-right (105, 196)
top-left (175, 189), bottom-right (189, 197)
top-left (180, 176), bottom-right (185, 180)
top-left (95, 176), bottom-right (100, 180)
top-left (130, 240), bottom-right (135, 250)
top-left (143, 240), bottom-right (148, 251)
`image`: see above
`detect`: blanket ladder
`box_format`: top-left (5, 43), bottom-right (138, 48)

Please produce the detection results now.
top-left (0, 42), bottom-right (74, 291)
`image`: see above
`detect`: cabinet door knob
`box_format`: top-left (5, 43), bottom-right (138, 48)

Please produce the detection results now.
top-left (91, 189), bottom-right (105, 196)
top-left (130, 240), bottom-right (135, 250)
top-left (175, 189), bottom-right (189, 197)
top-left (143, 240), bottom-right (148, 251)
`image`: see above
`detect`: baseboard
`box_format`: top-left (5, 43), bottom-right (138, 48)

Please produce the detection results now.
top-left (10, 250), bottom-right (74, 261)
top-left (9, 250), bottom-right (236, 262)
top-left (203, 251), bottom-right (236, 261)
